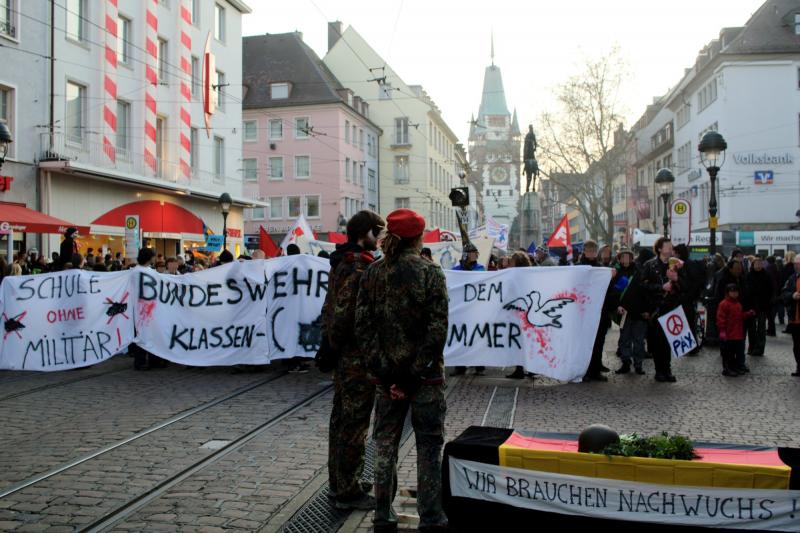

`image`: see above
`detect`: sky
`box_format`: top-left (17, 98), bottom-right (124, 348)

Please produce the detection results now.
top-left (242, 0), bottom-right (766, 144)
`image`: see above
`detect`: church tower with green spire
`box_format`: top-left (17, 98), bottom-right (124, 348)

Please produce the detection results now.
top-left (468, 39), bottom-right (521, 233)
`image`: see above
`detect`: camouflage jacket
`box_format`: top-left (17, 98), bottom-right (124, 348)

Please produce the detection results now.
top-left (320, 242), bottom-right (375, 356)
top-left (354, 248), bottom-right (449, 392)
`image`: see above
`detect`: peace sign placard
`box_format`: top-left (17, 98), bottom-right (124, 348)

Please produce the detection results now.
top-left (657, 306), bottom-right (696, 358)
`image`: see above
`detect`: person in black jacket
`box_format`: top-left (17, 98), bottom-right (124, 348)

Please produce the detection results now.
top-left (580, 240), bottom-right (611, 382)
top-left (58, 227), bottom-right (79, 270)
top-left (614, 248), bottom-right (647, 375)
top-left (780, 254), bottom-right (800, 376)
top-left (746, 256), bottom-right (773, 357)
top-left (641, 237), bottom-right (685, 383)
top-left (674, 244), bottom-right (705, 355)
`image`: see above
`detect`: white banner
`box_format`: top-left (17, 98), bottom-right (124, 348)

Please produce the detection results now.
top-left (0, 270), bottom-right (135, 371)
top-left (263, 255), bottom-right (329, 361)
top-left (132, 262), bottom-right (273, 366)
top-left (450, 458), bottom-right (800, 531)
top-left (657, 306), bottom-right (697, 358)
top-left (444, 266), bottom-right (611, 381)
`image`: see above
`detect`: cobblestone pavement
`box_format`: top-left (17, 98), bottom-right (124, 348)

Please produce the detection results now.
top-left (0, 330), bottom-right (798, 532)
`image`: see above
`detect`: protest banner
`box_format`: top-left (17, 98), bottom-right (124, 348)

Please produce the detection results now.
top-left (658, 305), bottom-right (697, 357)
top-left (444, 265), bottom-right (611, 381)
top-left (132, 261), bottom-right (273, 366)
top-left (449, 457), bottom-right (800, 531)
top-left (0, 270), bottom-right (135, 371)
top-left (263, 255), bottom-right (330, 361)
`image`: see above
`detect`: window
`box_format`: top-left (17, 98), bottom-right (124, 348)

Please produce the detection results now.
top-left (213, 136), bottom-right (224, 179)
top-left (243, 120), bottom-right (257, 142)
top-left (214, 3), bottom-right (225, 41)
top-left (65, 81), bottom-right (85, 144)
top-left (677, 141), bottom-right (691, 175)
top-left (116, 100), bottom-right (130, 155)
top-left (295, 156), bottom-right (310, 179)
top-left (795, 13), bottom-right (800, 35)
top-left (190, 0), bottom-right (199, 25)
top-left (157, 38), bottom-right (168, 84)
top-left (191, 56), bottom-right (200, 96)
top-left (243, 158), bottom-right (257, 181)
top-left (394, 117), bottom-right (409, 145)
top-left (367, 135), bottom-right (373, 157)
top-left (352, 125), bottom-right (356, 145)
top-left (190, 127), bottom-right (198, 170)
top-left (269, 196), bottom-right (283, 219)
top-left (0, 85), bottom-right (13, 157)
top-left (353, 161), bottom-right (358, 184)
top-left (368, 169), bottom-right (376, 191)
top-left (379, 82), bottom-right (393, 100)
top-left (345, 120), bottom-right (350, 143)
top-left (156, 117), bottom-right (165, 165)
top-left (116, 16), bottom-right (131, 64)
top-left (697, 78), bottom-right (718, 112)
top-left (676, 103), bottom-right (690, 129)
top-left (0, 0), bottom-right (17, 39)
top-left (359, 164), bottom-right (364, 186)
top-left (268, 157), bottom-right (283, 179)
top-left (66, 0), bottom-right (85, 42)
top-left (395, 197), bottom-right (410, 209)
top-left (306, 196), bottom-right (320, 218)
top-left (394, 155), bottom-right (409, 184)
top-left (345, 157), bottom-right (350, 181)
top-left (359, 129), bottom-right (364, 151)
top-left (698, 122), bottom-right (719, 143)
top-left (288, 196), bottom-right (301, 218)
top-left (270, 82), bottom-right (289, 99)
top-left (295, 117), bottom-right (309, 138)
top-left (216, 70), bottom-right (225, 110)
top-left (250, 206), bottom-right (265, 220)
top-left (269, 119), bottom-right (282, 140)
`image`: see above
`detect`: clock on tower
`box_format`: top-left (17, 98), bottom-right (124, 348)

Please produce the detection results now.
top-left (490, 166), bottom-right (509, 185)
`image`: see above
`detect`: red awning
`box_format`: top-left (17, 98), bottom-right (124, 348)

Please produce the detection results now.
top-left (0, 202), bottom-right (90, 234)
top-left (91, 200), bottom-right (206, 234)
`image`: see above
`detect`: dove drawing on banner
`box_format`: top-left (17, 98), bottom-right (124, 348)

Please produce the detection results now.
top-left (503, 290), bottom-right (574, 328)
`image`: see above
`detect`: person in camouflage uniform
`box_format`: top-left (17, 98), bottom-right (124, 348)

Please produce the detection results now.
top-left (321, 210), bottom-right (386, 510)
top-left (354, 208), bottom-right (449, 533)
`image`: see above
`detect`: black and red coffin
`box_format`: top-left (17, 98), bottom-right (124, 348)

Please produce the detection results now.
top-left (443, 426), bottom-right (800, 532)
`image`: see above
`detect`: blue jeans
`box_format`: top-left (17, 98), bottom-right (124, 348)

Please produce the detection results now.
top-left (618, 317), bottom-right (647, 366)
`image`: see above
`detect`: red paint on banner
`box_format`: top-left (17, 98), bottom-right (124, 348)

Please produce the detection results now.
top-left (137, 299), bottom-right (157, 327)
top-left (515, 310), bottom-right (557, 368)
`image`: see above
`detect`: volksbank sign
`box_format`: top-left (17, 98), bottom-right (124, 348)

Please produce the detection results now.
top-left (733, 152), bottom-right (793, 165)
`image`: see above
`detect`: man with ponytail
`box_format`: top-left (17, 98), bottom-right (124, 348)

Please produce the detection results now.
top-left (322, 210), bottom-right (386, 510)
top-left (355, 208), bottom-right (449, 533)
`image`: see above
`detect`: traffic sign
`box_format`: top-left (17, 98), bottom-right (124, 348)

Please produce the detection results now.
top-left (670, 199), bottom-right (691, 246)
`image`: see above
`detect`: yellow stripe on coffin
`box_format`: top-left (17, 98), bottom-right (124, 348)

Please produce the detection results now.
top-left (498, 444), bottom-right (790, 490)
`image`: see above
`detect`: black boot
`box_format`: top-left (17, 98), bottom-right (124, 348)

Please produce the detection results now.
top-left (506, 366), bottom-right (525, 379)
top-left (615, 362), bottom-right (631, 374)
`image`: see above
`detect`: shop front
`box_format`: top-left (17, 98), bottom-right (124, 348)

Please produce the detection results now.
top-left (0, 201), bottom-right (88, 261)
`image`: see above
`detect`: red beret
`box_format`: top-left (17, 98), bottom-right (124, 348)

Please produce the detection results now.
top-left (386, 208), bottom-right (426, 239)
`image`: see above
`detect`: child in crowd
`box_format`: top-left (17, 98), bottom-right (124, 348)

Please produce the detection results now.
top-left (716, 283), bottom-right (755, 377)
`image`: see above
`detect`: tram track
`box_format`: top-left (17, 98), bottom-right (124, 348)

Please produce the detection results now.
top-left (0, 369), bottom-right (289, 498)
top-left (0, 365), bottom-right (129, 403)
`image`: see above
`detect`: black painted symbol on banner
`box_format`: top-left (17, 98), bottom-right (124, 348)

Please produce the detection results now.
top-left (503, 290), bottom-right (574, 328)
top-left (298, 316), bottom-right (323, 352)
top-left (3, 311), bottom-right (27, 340)
top-left (270, 306), bottom-right (286, 352)
top-left (105, 291), bottom-right (130, 324)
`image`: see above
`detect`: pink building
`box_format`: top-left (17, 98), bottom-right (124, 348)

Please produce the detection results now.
top-left (241, 33), bottom-right (380, 246)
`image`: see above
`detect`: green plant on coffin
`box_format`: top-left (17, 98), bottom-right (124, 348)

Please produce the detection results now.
top-left (601, 432), bottom-right (699, 461)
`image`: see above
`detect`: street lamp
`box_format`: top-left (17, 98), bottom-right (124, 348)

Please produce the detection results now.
top-left (0, 121), bottom-right (12, 172)
top-left (218, 192), bottom-right (232, 250)
top-left (698, 131), bottom-right (727, 257)
top-left (655, 168), bottom-right (675, 238)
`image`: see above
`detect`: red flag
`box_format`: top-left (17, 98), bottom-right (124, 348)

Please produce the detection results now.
top-left (259, 226), bottom-right (281, 258)
top-left (547, 215), bottom-right (572, 249)
top-left (327, 232), bottom-right (347, 244)
top-left (423, 228), bottom-right (441, 243)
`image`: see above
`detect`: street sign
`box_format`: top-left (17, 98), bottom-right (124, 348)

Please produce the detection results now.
top-left (670, 199), bottom-right (691, 246)
top-left (124, 215), bottom-right (140, 258)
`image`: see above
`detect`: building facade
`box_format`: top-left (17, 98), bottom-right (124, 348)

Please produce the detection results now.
top-left (467, 58), bottom-right (520, 230)
top-left (240, 32), bottom-right (380, 245)
top-left (3, 0), bottom-right (255, 260)
top-left (323, 23), bottom-right (461, 232)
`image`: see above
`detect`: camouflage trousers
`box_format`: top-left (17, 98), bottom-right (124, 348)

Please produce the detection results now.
top-left (328, 356), bottom-right (375, 500)
top-left (373, 384), bottom-right (447, 529)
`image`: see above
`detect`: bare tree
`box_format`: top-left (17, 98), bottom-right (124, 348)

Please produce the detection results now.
top-left (537, 47), bottom-right (631, 244)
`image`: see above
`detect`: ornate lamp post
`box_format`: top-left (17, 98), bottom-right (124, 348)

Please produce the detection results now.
top-left (218, 192), bottom-right (232, 250)
top-left (698, 131), bottom-right (727, 257)
top-left (655, 168), bottom-right (675, 238)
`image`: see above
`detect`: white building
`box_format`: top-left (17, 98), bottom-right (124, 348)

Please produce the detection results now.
top-left (3, 0), bottom-right (255, 259)
top-left (664, 0), bottom-right (800, 255)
